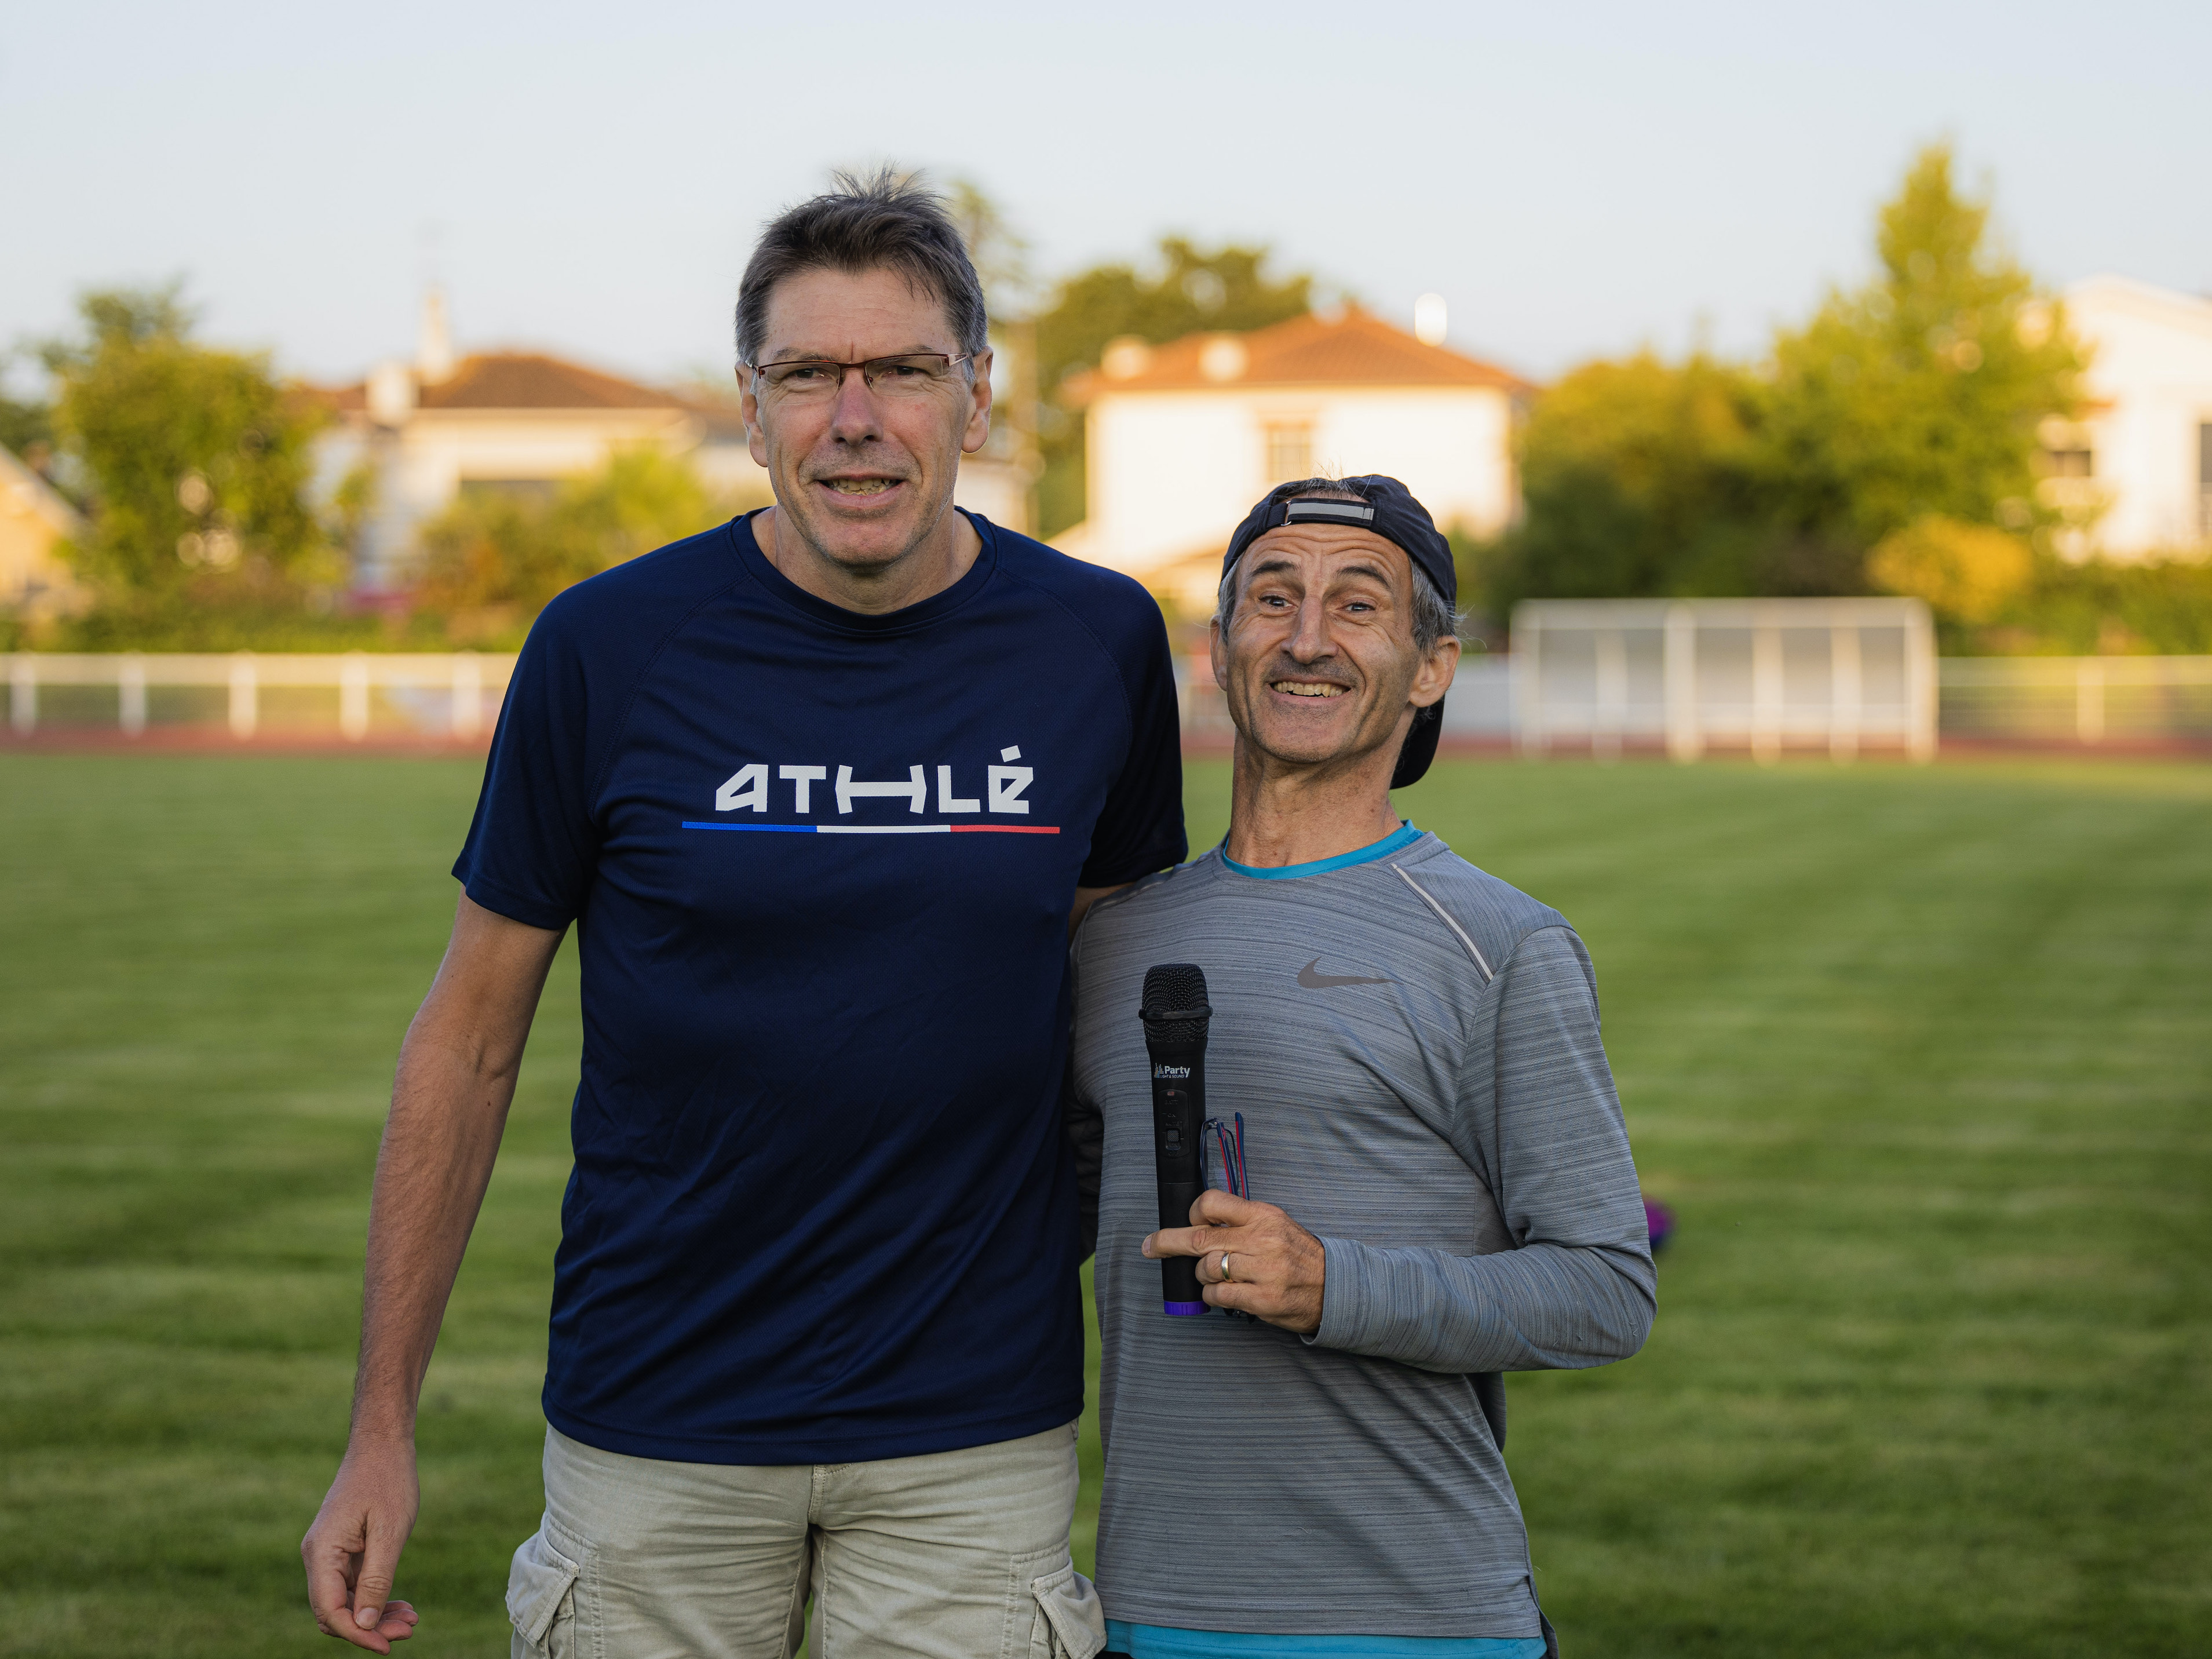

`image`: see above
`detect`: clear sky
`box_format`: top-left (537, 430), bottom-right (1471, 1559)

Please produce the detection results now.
top-left (4, 0), bottom-right (2205, 393)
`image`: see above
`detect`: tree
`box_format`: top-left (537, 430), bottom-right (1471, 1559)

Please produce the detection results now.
top-left (44, 282), bottom-right (331, 600)
top-left (948, 178), bottom-right (1044, 534)
top-left (1482, 144), bottom-right (2085, 618)
top-left (1757, 144), bottom-right (2084, 549)
top-left (1032, 239), bottom-right (1315, 537)
top-left (1867, 516), bottom-right (2033, 624)
top-left (413, 447), bottom-right (721, 640)
top-left (0, 351), bottom-right (53, 465)
top-left (947, 178), bottom-right (1038, 318)
top-left (1480, 351), bottom-right (1768, 612)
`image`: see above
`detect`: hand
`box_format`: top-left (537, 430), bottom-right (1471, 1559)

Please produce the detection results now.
top-left (302, 1437), bottom-right (422, 1651)
top-left (1143, 1188), bottom-right (1327, 1335)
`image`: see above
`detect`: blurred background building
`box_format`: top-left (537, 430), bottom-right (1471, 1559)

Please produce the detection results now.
top-left (315, 291), bottom-right (1031, 590)
top-left (2054, 276), bottom-right (2212, 555)
top-left (1050, 305), bottom-right (1527, 610)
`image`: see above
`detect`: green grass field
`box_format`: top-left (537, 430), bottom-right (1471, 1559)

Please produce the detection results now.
top-left (2, 752), bottom-right (2208, 1657)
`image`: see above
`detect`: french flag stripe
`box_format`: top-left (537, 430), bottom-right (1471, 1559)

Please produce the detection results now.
top-left (681, 822), bottom-right (1058, 836)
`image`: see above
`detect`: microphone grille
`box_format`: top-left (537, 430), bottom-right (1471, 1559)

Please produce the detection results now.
top-left (1141, 962), bottom-right (1210, 1021)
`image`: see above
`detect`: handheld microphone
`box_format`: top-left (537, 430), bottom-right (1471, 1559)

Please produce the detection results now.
top-left (1140, 963), bottom-right (1213, 1317)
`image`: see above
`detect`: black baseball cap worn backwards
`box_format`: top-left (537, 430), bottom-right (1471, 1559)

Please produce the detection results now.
top-left (1221, 474), bottom-right (1456, 789)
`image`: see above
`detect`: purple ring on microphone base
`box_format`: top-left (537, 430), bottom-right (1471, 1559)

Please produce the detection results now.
top-left (1163, 1301), bottom-right (1210, 1317)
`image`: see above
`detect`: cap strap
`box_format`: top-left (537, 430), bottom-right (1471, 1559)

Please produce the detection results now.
top-left (1277, 499), bottom-right (1377, 527)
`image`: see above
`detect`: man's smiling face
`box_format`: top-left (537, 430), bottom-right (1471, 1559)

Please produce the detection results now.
top-left (1211, 520), bottom-right (1456, 771)
top-left (740, 264), bottom-right (991, 575)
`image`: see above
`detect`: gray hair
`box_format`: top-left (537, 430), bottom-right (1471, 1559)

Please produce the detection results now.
top-left (1214, 477), bottom-right (1459, 653)
top-left (735, 168), bottom-right (990, 367)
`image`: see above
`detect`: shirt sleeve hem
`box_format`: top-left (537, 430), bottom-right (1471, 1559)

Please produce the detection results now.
top-left (452, 866), bottom-right (575, 932)
top-left (1078, 840), bottom-right (1189, 890)
top-left (1308, 1234), bottom-right (1380, 1352)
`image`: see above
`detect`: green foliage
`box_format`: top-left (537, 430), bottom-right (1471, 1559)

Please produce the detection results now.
top-left (46, 593), bottom-right (407, 653)
top-left (413, 447), bottom-right (726, 643)
top-left (1034, 240), bottom-right (1315, 537)
top-left (1970, 553), bottom-right (2212, 657)
top-left (947, 177), bottom-right (1037, 318)
top-left (1478, 352), bottom-right (1777, 615)
top-left (1869, 515), bottom-right (2034, 624)
top-left (41, 283), bottom-right (200, 362)
top-left (1760, 144), bottom-right (2085, 549)
top-left (0, 351), bottom-right (53, 462)
top-left (1487, 145), bottom-right (2086, 625)
top-left (43, 282), bottom-right (334, 603)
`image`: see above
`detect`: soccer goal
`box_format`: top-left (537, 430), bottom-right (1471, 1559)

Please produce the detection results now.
top-left (1509, 597), bottom-right (1937, 761)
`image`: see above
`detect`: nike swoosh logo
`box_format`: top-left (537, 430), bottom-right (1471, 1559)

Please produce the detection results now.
top-left (1298, 957), bottom-right (1395, 989)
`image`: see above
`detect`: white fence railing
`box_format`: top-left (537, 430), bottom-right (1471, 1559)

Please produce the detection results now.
top-left (3, 652), bottom-right (517, 741)
top-left (1939, 653), bottom-right (2212, 744)
top-left (7, 647), bottom-right (2209, 753)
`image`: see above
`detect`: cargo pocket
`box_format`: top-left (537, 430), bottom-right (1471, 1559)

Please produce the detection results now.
top-left (1027, 1560), bottom-right (1106, 1659)
top-left (505, 1523), bottom-right (582, 1658)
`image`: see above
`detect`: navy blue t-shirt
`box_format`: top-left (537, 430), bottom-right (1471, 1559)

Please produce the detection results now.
top-left (454, 509), bottom-right (1185, 1464)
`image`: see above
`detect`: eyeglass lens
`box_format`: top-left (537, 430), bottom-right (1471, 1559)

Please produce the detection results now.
top-left (758, 355), bottom-right (958, 396)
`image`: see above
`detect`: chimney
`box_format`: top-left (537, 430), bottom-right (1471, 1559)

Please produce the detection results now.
top-left (1414, 293), bottom-right (1448, 346)
top-left (367, 359), bottom-right (417, 426)
top-left (417, 286), bottom-right (455, 383)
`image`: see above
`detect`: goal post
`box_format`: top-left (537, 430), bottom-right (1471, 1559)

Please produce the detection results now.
top-left (1509, 597), bottom-right (1937, 763)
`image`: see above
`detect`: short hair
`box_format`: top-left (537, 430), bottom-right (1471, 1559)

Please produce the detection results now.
top-left (734, 168), bottom-right (989, 367)
top-left (1214, 476), bottom-right (1459, 654)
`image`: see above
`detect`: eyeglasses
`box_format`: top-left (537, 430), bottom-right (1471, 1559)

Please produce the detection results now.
top-left (746, 353), bottom-right (975, 400)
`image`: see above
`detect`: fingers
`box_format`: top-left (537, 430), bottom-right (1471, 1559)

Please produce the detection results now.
top-left (352, 1515), bottom-right (409, 1638)
top-left (1203, 1249), bottom-right (1249, 1286)
top-left (1141, 1195), bottom-right (1288, 1261)
top-left (1159, 1208), bottom-right (1325, 1337)
top-left (303, 1450), bottom-right (420, 1655)
top-left (304, 1519), bottom-right (380, 1651)
top-left (1204, 1247), bottom-right (1265, 1290)
top-left (1140, 1224), bottom-right (1213, 1261)
top-left (375, 1601), bottom-right (420, 1643)
top-left (1190, 1188), bottom-right (1269, 1227)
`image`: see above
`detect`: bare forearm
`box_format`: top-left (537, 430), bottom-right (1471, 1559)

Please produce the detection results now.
top-left (348, 894), bottom-right (563, 1442)
top-left (349, 1022), bottom-right (521, 1438)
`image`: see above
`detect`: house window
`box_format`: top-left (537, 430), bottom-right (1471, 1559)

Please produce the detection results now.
top-left (2040, 444), bottom-right (2093, 478)
top-left (1264, 422), bottom-right (1314, 484)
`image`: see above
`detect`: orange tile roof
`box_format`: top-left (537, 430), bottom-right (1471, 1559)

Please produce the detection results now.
top-left (317, 352), bottom-right (693, 413)
top-left (1067, 307), bottom-right (1530, 403)
top-left (423, 353), bottom-right (688, 410)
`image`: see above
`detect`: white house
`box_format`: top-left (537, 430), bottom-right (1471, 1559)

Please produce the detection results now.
top-left (1054, 307), bottom-right (1528, 608)
top-left (320, 292), bottom-right (1031, 589)
top-left (2052, 276), bottom-right (2212, 557)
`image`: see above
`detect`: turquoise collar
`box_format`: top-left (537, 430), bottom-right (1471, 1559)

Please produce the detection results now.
top-left (1219, 822), bottom-right (1422, 881)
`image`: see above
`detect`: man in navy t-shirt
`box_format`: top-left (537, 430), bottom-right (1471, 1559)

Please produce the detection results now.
top-left (302, 171), bottom-right (1183, 1658)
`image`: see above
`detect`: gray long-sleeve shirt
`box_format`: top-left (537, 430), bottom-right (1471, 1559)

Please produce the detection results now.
top-left (1068, 829), bottom-right (1655, 1639)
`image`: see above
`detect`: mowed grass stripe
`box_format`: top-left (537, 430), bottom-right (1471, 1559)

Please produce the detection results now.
top-left (1398, 762), bottom-right (2210, 1653)
top-left (2, 753), bottom-right (2207, 1657)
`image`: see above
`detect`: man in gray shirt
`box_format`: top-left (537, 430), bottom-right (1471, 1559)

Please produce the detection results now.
top-left (1068, 476), bottom-right (1655, 1658)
